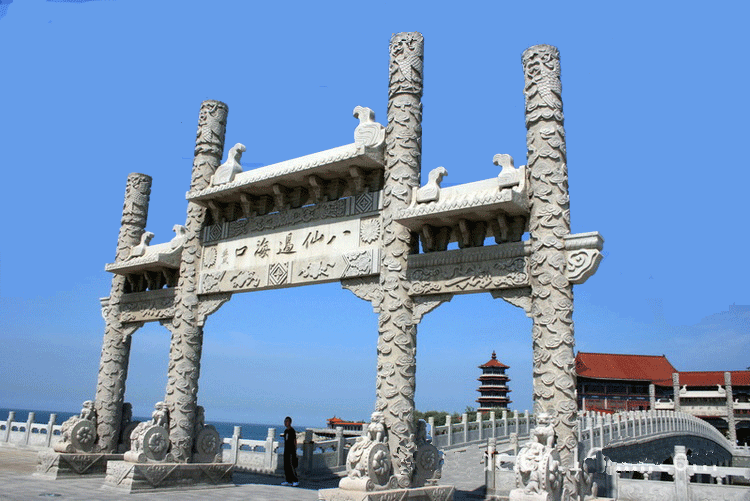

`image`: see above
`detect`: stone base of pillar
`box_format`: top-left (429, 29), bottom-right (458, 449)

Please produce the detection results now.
top-left (318, 484), bottom-right (455, 501)
top-left (35, 450), bottom-right (124, 479)
top-left (102, 460), bottom-right (233, 492)
top-left (509, 489), bottom-right (561, 501)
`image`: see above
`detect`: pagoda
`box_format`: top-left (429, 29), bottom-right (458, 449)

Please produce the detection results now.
top-left (477, 351), bottom-right (512, 412)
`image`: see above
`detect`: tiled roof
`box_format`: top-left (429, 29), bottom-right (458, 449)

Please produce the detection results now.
top-left (327, 416), bottom-right (365, 426)
top-left (575, 352), bottom-right (676, 384)
top-left (479, 351), bottom-right (510, 369)
top-left (676, 371), bottom-right (750, 387)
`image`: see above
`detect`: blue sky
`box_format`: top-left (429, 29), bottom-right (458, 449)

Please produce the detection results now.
top-left (1, 1), bottom-right (748, 428)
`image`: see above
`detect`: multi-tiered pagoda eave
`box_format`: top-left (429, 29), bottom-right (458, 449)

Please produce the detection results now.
top-left (477, 351), bottom-right (512, 412)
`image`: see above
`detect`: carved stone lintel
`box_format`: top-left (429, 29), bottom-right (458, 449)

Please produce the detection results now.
top-left (341, 277), bottom-right (383, 313)
top-left (491, 287), bottom-right (532, 317)
top-left (412, 294), bottom-right (452, 323)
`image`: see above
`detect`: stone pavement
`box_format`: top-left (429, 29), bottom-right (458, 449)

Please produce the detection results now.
top-left (0, 446), bottom-right (489, 500)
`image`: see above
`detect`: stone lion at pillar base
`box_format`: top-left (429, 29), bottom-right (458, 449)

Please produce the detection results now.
top-left (123, 402), bottom-right (171, 463)
top-left (339, 411), bottom-right (398, 492)
top-left (510, 412), bottom-right (562, 501)
top-left (53, 400), bottom-right (100, 454)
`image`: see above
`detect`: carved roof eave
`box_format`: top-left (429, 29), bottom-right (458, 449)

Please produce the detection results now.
top-left (395, 180), bottom-right (529, 231)
top-left (186, 142), bottom-right (385, 206)
top-left (105, 243), bottom-right (182, 275)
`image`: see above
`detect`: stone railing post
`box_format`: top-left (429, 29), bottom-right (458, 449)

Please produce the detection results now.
top-left (486, 438), bottom-right (496, 494)
top-left (674, 446), bottom-right (689, 500)
top-left (165, 100), bottom-right (229, 461)
top-left (524, 410), bottom-right (530, 435)
top-left (614, 413), bottom-right (621, 439)
top-left (462, 413), bottom-right (469, 444)
top-left (46, 413), bottom-right (57, 448)
top-left (230, 426), bottom-right (241, 465)
top-left (445, 415), bottom-right (453, 446)
top-left (335, 427), bottom-right (346, 467)
top-left (4, 411), bottom-right (14, 443)
top-left (378, 31), bottom-right (424, 488)
top-left (95, 172), bottom-right (152, 452)
top-left (24, 412), bottom-right (34, 446)
top-left (513, 410), bottom-right (519, 435)
top-left (490, 411), bottom-right (496, 439)
top-left (597, 413), bottom-right (604, 449)
top-left (604, 413), bottom-right (612, 444)
top-left (502, 411), bottom-right (508, 437)
top-left (523, 44), bottom-right (578, 492)
top-left (302, 429), bottom-right (314, 475)
top-left (477, 412), bottom-right (483, 442)
top-left (725, 372), bottom-right (737, 444)
top-left (265, 427), bottom-right (275, 472)
top-left (510, 432), bottom-right (519, 456)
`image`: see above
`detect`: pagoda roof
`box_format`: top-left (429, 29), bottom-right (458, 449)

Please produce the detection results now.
top-left (575, 352), bottom-right (676, 385)
top-left (479, 351), bottom-right (509, 369)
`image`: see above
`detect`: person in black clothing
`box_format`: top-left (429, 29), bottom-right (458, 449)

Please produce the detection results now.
top-left (282, 416), bottom-right (299, 486)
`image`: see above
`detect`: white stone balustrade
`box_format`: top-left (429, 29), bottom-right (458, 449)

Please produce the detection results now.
top-left (430, 410), bottom-right (534, 449)
top-left (0, 412), bottom-right (62, 449)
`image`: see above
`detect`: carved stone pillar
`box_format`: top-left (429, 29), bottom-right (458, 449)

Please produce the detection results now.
top-left (673, 372), bottom-right (681, 412)
top-left (522, 44), bottom-right (577, 495)
top-left (649, 383), bottom-right (656, 409)
top-left (95, 173), bottom-right (152, 452)
top-left (164, 100), bottom-right (228, 462)
top-left (376, 31), bottom-right (423, 488)
top-left (725, 372), bottom-right (737, 444)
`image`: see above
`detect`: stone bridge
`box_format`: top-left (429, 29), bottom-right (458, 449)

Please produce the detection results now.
top-left (485, 409), bottom-right (750, 499)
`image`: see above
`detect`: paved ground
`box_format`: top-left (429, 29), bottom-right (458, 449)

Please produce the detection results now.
top-left (0, 445), bottom-right (489, 500)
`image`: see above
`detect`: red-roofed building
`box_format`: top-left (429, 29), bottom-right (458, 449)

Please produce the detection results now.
top-left (477, 351), bottom-right (512, 412)
top-left (575, 352), bottom-right (675, 412)
top-left (575, 351), bottom-right (750, 445)
top-left (326, 417), bottom-right (365, 432)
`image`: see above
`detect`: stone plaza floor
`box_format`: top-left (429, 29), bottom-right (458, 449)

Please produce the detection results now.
top-left (0, 445), bottom-right (488, 500)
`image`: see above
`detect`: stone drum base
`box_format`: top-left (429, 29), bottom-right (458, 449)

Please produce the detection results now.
top-left (35, 451), bottom-right (124, 479)
top-left (318, 485), bottom-right (455, 501)
top-left (102, 460), bottom-right (234, 493)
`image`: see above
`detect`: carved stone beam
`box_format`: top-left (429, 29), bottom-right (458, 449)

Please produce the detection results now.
top-left (239, 193), bottom-right (253, 219)
top-left (207, 201), bottom-right (222, 225)
top-left (327, 178), bottom-right (346, 201)
top-left (407, 232), bottom-right (602, 296)
top-left (510, 216), bottom-right (526, 242)
top-left (420, 225), bottom-right (435, 253)
top-left (288, 185), bottom-right (307, 209)
top-left (257, 194), bottom-right (273, 215)
top-left (349, 166), bottom-right (365, 195)
top-left (491, 214), bottom-right (510, 243)
top-left (308, 175), bottom-right (324, 203)
top-left (457, 219), bottom-right (471, 248)
top-left (272, 183), bottom-right (289, 211)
